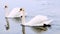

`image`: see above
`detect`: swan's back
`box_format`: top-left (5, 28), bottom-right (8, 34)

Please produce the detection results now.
top-left (7, 8), bottom-right (21, 17)
top-left (29, 15), bottom-right (48, 23)
top-left (35, 15), bottom-right (48, 21)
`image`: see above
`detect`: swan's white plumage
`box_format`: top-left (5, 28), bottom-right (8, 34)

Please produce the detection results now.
top-left (22, 15), bottom-right (53, 26)
top-left (5, 7), bottom-right (52, 26)
top-left (6, 8), bottom-right (27, 18)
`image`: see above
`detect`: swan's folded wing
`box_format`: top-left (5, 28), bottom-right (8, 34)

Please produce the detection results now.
top-left (43, 19), bottom-right (53, 25)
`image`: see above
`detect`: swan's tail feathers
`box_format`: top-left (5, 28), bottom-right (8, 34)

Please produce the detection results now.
top-left (49, 19), bottom-right (53, 23)
top-left (43, 19), bottom-right (53, 25)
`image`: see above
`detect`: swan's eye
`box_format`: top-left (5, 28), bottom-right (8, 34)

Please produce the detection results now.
top-left (5, 5), bottom-right (8, 8)
top-left (20, 8), bottom-right (22, 11)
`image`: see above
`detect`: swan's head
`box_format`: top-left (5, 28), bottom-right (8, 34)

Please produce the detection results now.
top-left (19, 8), bottom-right (24, 12)
top-left (19, 8), bottom-right (25, 16)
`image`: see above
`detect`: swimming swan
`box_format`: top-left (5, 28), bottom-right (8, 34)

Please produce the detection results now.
top-left (21, 9), bottom-right (53, 27)
top-left (4, 5), bottom-right (27, 18)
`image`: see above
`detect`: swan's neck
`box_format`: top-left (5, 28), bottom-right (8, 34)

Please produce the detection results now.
top-left (4, 5), bottom-right (9, 17)
top-left (5, 8), bottom-right (9, 16)
top-left (21, 11), bottom-right (25, 24)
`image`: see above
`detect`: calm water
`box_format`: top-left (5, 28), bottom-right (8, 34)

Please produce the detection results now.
top-left (0, 0), bottom-right (60, 34)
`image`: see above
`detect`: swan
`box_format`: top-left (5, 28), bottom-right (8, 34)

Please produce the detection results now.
top-left (4, 5), bottom-right (27, 18)
top-left (21, 8), bottom-right (53, 27)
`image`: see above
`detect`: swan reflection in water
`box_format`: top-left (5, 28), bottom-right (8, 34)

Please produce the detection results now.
top-left (21, 26), bottom-right (51, 34)
top-left (5, 17), bottom-right (26, 34)
top-left (22, 25), bottom-right (26, 34)
top-left (31, 26), bottom-right (51, 34)
top-left (5, 17), bottom-right (10, 30)
top-left (5, 17), bottom-right (22, 30)
top-left (10, 17), bottom-right (22, 23)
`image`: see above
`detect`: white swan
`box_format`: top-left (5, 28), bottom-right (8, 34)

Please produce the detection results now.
top-left (23, 15), bottom-right (52, 26)
top-left (4, 5), bottom-right (27, 18)
top-left (21, 8), bottom-right (53, 27)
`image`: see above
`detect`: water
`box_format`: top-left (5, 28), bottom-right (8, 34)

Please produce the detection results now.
top-left (0, 0), bottom-right (60, 34)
